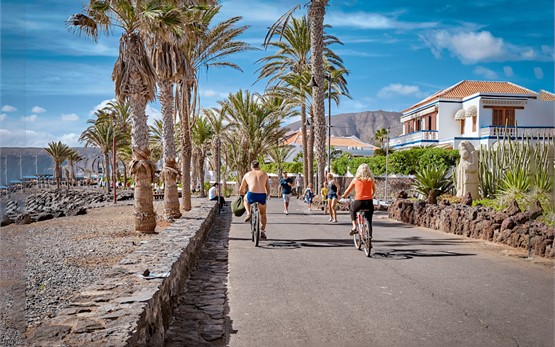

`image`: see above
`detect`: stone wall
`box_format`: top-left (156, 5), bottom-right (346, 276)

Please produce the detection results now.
top-left (388, 199), bottom-right (554, 258)
top-left (27, 201), bottom-right (218, 346)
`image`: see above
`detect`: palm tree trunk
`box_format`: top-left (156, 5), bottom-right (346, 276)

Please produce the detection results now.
top-left (301, 102), bottom-right (309, 188)
top-left (198, 152), bottom-right (206, 198)
top-left (159, 80), bottom-right (181, 219)
top-left (129, 91), bottom-right (157, 233)
top-left (308, 106), bottom-right (315, 189)
top-left (55, 164), bottom-right (62, 190)
top-left (178, 81), bottom-right (193, 211)
top-left (103, 153), bottom-right (111, 194)
top-left (309, 0), bottom-right (328, 194)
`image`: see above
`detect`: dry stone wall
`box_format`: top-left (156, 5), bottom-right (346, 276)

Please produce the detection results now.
top-left (388, 198), bottom-right (554, 258)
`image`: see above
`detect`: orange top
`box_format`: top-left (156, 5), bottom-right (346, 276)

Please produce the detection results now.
top-left (354, 179), bottom-right (374, 200)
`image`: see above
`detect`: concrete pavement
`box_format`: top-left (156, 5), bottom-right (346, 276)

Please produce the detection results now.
top-left (227, 197), bottom-right (554, 346)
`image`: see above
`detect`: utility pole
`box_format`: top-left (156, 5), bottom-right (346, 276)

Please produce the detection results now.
top-left (384, 127), bottom-right (390, 202)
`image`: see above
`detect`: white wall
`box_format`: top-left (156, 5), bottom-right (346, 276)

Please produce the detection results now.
top-left (437, 101), bottom-right (462, 142)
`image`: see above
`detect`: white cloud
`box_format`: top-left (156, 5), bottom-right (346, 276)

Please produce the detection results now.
top-left (89, 98), bottom-right (116, 116)
top-left (0, 128), bottom-right (81, 147)
top-left (534, 67), bottom-right (544, 79)
top-left (0, 114), bottom-right (6, 121)
top-left (21, 115), bottom-right (38, 122)
top-left (378, 84), bottom-right (426, 98)
top-left (327, 11), bottom-right (437, 30)
top-left (420, 30), bottom-right (552, 64)
top-left (61, 113), bottom-right (79, 121)
top-left (200, 89), bottom-right (229, 99)
top-left (503, 66), bottom-right (514, 77)
top-left (31, 106), bottom-right (46, 113)
top-left (1, 105), bottom-right (17, 112)
top-left (473, 66), bottom-right (498, 80)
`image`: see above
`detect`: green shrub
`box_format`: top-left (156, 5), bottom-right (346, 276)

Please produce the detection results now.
top-left (413, 165), bottom-right (453, 197)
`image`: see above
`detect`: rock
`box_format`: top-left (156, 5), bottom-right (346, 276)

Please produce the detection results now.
top-left (500, 217), bottom-right (516, 232)
top-left (502, 199), bottom-right (521, 217)
top-left (397, 190), bottom-right (408, 199)
top-left (15, 213), bottom-right (32, 225)
top-left (461, 192), bottom-right (473, 206)
top-left (1, 215), bottom-right (12, 226)
top-left (492, 212), bottom-right (509, 224)
top-left (37, 213), bottom-right (54, 222)
top-left (66, 207), bottom-right (87, 216)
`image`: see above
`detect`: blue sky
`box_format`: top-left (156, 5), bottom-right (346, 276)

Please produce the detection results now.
top-left (1, 0), bottom-right (553, 147)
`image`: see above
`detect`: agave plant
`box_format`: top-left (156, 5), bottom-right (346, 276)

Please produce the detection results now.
top-left (413, 165), bottom-right (453, 198)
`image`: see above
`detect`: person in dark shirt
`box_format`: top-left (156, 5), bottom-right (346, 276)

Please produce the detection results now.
top-left (279, 171), bottom-right (294, 215)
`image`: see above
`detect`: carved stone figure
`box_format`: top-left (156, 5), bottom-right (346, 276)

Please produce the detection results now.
top-left (456, 141), bottom-right (479, 199)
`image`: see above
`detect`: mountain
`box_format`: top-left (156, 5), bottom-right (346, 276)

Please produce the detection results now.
top-left (285, 110), bottom-right (403, 145)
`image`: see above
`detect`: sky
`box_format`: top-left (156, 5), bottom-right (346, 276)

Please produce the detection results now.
top-left (0, 0), bottom-right (553, 147)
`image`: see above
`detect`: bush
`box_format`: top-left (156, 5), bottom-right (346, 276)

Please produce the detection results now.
top-left (413, 165), bottom-right (453, 197)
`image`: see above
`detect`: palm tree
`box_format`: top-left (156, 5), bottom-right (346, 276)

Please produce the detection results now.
top-left (308, 0), bottom-right (329, 194)
top-left (374, 128), bottom-right (390, 149)
top-left (44, 141), bottom-right (72, 190)
top-left (191, 115), bottom-right (214, 197)
top-left (220, 90), bottom-right (288, 182)
top-left (177, 5), bottom-right (252, 211)
top-left (203, 107), bottom-right (230, 178)
top-left (68, 1), bottom-right (178, 232)
top-left (66, 149), bottom-right (84, 185)
top-left (261, 14), bottom-right (348, 191)
top-left (267, 144), bottom-right (295, 195)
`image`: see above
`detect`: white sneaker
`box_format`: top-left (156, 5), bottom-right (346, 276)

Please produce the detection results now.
top-left (284, 210), bottom-right (288, 215)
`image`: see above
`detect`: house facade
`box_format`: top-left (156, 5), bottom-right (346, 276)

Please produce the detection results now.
top-left (389, 80), bottom-right (555, 150)
top-left (282, 130), bottom-right (377, 161)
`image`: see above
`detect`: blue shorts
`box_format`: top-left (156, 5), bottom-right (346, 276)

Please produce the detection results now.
top-left (246, 192), bottom-right (267, 205)
top-left (327, 193), bottom-right (338, 200)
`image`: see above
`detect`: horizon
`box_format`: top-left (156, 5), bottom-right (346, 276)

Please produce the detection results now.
top-left (1, 0), bottom-right (553, 147)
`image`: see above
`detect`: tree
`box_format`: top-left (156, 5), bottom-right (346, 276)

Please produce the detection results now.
top-left (374, 128), bottom-right (389, 149)
top-left (267, 144), bottom-right (295, 195)
top-left (176, 5), bottom-right (252, 211)
top-left (68, 0), bottom-right (177, 232)
top-left (66, 149), bottom-right (84, 185)
top-left (203, 107), bottom-right (230, 179)
top-left (44, 141), bottom-right (72, 190)
top-left (191, 115), bottom-right (214, 197)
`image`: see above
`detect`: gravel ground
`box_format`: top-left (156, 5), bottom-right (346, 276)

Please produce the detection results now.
top-left (0, 200), bottom-right (180, 347)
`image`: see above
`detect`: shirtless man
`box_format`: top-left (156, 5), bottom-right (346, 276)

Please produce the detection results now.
top-left (239, 160), bottom-right (271, 239)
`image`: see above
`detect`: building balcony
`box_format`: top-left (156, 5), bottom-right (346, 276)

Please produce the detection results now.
top-left (389, 130), bottom-right (438, 148)
top-left (480, 126), bottom-right (555, 139)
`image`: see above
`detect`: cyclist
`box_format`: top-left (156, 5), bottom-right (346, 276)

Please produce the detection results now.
top-left (239, 160), bottom-right (270, 240)
top-left (341, 163), bottom-right (375, 235)
top-left (327, 173), bottom-right (340, 222)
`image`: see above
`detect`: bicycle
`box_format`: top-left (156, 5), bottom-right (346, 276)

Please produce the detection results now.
top-left (250, 202), bottom-right (261, 247)
top-left (340, 198), bottom-right (373, 257)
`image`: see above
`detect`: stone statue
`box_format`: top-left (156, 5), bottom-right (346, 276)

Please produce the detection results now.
top-left (456, 141), bottom-right (479, 199)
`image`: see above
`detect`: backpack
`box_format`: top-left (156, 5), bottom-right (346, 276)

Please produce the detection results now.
top-left (231, 195), bottom-right (246, 217)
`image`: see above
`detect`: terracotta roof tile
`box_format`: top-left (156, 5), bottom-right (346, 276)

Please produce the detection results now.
top-left (539, 90), bottom-right (555, 101)
top-left (282, 131), bottom-right (377, 149)
top-left (403, 80), bottom-right (538, 113)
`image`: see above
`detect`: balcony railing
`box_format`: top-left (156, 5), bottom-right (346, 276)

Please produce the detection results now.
top-left (389, 130), bottom-right (438, 147)
top-left (480, 126), bottom-right (555, 139)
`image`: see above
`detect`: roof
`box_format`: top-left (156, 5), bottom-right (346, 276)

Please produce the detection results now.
top-left (282, 130), bottom-right (377, 149)
top-left (539, 90), bottom-right (555, 101)
top-left (403, 80), bottom-right (538, 114)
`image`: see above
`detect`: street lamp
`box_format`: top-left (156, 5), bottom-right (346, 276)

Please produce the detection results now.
top-left (307, 73), bottom-right (332, 175)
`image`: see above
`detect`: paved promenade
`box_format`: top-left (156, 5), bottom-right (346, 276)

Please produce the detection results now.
top-left (226, 197), bottom-right (554, 346)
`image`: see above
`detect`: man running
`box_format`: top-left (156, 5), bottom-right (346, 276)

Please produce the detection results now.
top-left (280, 171), bottom-right (294, 215)
top-left (239, 160), bottom-right (270, 240)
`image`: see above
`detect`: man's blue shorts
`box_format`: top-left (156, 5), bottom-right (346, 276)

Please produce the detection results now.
top-left (246, 192), bottom-right (267, 205)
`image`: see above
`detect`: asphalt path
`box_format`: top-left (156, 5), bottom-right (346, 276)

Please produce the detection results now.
top-left (226, 197), bottom-right (554, 347)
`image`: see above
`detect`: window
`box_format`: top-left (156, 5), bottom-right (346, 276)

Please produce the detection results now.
top-left (472, 116), bottom-right (477, 132)
top-left (415, 118), bottom-right (421, 131)
top-left (425, 112), bottom-right (437, 130)
top-left (492, 108), bottom-right (516, 126)
top-left (460, 118), bottom-right (465, 134)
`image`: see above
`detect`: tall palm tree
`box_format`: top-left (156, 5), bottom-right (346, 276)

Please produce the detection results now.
top-left (267, 144), bottom-right (295, 195)
top-left (260, 14), bottom-right (348, 190)
top-left (191, 115), bottom-right (213, 197)
top-left (177, 5), bottom-right (252, 211)
top-left (44, 141), bottom-right (72, 190)
top-left (68, 1), bottom-right (178, 232)
top-left (203, 107), bottom-right (230, 178)
top-left (374, 128), bottom-right (390, 149)
top-left (309, 0), bottom-right (329, 193)
top-left (220, 90), bottom-right (288, 182)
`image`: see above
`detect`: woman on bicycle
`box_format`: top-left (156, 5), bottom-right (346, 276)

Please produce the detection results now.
top-left (341, 163), bottom-right (375, 235)
top-left (327, 173), bottom-right (340, 223)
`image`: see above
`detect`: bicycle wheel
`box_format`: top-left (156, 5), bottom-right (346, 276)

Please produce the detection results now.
top-left (254, 208), bottom-right (260, 247)
top-left (353, 224), bottom-right (362, 250)
top-left (363, 220), bottom-right (372, 257)
top-left (250, 205), bottom-right (256, 242)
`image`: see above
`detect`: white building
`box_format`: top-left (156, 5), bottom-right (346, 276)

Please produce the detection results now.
top-left (389, 80), bottom-right (555, 149)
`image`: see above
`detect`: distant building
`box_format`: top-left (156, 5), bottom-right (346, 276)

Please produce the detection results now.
top-left (389, 80), bottom-right (555, 150)
top-left (282, 130), bottom-right (378, 161)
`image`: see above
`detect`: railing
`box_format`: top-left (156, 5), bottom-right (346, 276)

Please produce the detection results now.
top-left (480, 126), bottom-right (555, 139)
top-left (389, 130), bottom-right (438, 147)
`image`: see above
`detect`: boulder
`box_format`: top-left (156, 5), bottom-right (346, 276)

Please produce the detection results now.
top-left (500, 217), bottom-right (516, 232)
top-left (36, 213), bottom-right (54, 222)
top-left (15, 214), bottom-right (32, 225)
top-left (502, 199), bottom-right (521, 217)
top-left (1, 215), bottom-right (12, 227)
top-left (461, 192), bottom-right (473, 206)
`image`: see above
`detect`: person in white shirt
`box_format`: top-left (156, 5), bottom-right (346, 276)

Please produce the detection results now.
top-left (208, 183), bottom-right (226, 210)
